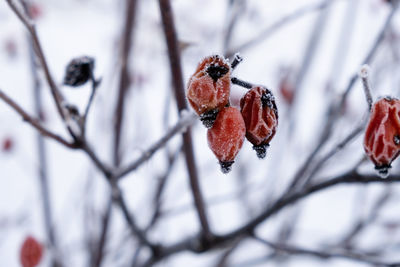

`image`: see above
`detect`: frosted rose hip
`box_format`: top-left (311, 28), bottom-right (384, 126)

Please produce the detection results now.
top-left (20, 236), bottom-right (43, 267)
top-left (240, 86), bottom-right (278, 158)
top-left (364, 97), bottom-right (400, 177)
top-left (186, 55), bottom-right (231, 127)
top-left (207, 107), bottom-right (245, 173)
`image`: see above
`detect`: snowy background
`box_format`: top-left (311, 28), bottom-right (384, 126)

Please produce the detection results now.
top-left (1, 0), bottom-right (400, 266)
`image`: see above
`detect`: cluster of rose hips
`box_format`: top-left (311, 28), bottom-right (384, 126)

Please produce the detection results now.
top-left (186, 54), bottom-right (278, 173)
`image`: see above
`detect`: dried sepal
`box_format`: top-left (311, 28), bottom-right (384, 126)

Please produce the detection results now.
top-left (240, 86), bottom-right (278, 158)
top-left (364, 97), bottom-right (400, 177)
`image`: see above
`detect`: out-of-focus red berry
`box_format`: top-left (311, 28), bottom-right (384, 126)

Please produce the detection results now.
top-left (20, 236), bottom-right (43, 267)
top-left (279, 78), bottom-right (294, 105)
top-left (240, 86), bottom-right (278, 159)
top-left (28, 4), bottom-right (43, 20)
top-left (186, 55), bottom-right (231, 117)
top-left (364, 97), bottom-right (400, 177)
top-left (4, 39), bottom-right (17, 59)
top-left (207, 107), bottom-right (245, 173)
top-left (2, 137), bottom-right (14, 152)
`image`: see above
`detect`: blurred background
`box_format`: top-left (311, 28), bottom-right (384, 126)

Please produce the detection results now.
top-left (1, 0), bottom-right (400, 266)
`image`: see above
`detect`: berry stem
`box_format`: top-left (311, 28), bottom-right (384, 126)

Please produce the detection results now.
top-left (231, 77), bottom-right (253, 89)
top-left (231, 53), bottom-right (243, 69)
top-left (359, 64), bottom-right (373, 112)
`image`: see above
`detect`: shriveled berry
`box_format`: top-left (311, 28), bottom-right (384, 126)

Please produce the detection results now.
top-left (240, 86), bottom-right (278, 159)
top-left (186, 55), bottom-right (231, 126)
top-left (20, 236), bottom-right (43, 267)
top-left (207, 107), bottom-right (245, 173)
top-left (364, 97), bottom-right (400, 177)
top-left (64, 56), bottom-right (94, 87)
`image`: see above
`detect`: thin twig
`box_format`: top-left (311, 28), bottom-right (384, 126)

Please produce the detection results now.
top-left (0, 89), bottom-right (76, 148)
top-left (360, 64), bottom-right (374, 111)
top-left (142, 171), bottom-right (400, 265)
top-left (253, 236), bottom-right (398, 267)
top-left (27, 27), bottom-right (62, 267)
top-left (113, 0), bottom-right (138, 166)
top-left (116, 112), bottom-right (197, 179)
top-left (225, 0), bottom-right (337, 58)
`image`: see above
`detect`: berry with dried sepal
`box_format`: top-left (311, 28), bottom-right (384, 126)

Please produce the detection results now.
top-left (207, 107), bottom-right (245, 173)
top-left (64, 56), bottom-right (95, 87)
top-left (364, 97), bottom-right (400, 178)
top-left (20, 236), bottom-right (43, 267)
top-left (240, 86), bottom-right (278, 159)
top-left (187, 55), bottom-right (231, 128)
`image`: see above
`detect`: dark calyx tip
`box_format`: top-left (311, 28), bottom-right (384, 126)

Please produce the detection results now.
top-left (200, 109), bottom-right (219, 128)
top-left (206, 64), bottom-right (229, 82)
top-left (261, 91), bottom-right (275, 109)
top-left (253, 143), bottom-right (269, 159)
top-left (219, 161), bottom-right (234, 174)
top-left (375, 164), bottom-right (391, 178)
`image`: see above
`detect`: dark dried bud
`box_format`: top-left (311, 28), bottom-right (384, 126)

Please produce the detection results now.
top-left (64, 56), bottom-right (94, 87)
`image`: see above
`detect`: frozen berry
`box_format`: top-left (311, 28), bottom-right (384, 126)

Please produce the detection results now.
top-left (187, 55), bottom-right (231, 127)
top-left (240, 86), bottom-right (278, 159)
top-left (364, 97), bottom-right (400, 177)
top-left (64, 56), bottom-right (94, 87)
top-left (2, 137), bottom-right (14, 152)
top-left (207, 107), bottom-right (245, 173)
top-left (20, 236), bottom-right (43, 267)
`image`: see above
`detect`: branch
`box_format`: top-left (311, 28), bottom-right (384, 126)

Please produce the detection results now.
top-left (5, 0), bottom-right (66, 120)
top-left (225, 0), bottom-right (336, 58)
top-left (143, 171), bottom-right (400, 264)
top-left (253, 236), bottom-right (398, 267)
top-left (359, 64), bottom-right (373, 111)
top-left (0, 89), bottom-right (76, 149)
top-left (113, 0), bottom-right (138, 166)
top-left (157, 0), bottom-right (212, 239)
top-left (116, 111), bottom-right (197, 179)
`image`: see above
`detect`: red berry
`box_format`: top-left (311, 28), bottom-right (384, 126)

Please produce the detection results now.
top-left (20, 236), bottom-right (43, 267)
top-left (2, 137), bottom-right (14, 152)
top-left (187, 55), bottom-right (231, 127)
top-left (28, 4), bottom-right (43, 20)
top-left (240, 86), bottom-right (278, 159)
top-left (207, 107), bottom-right (245, 173)
top-left (364, 97), bottom-right (400, 177)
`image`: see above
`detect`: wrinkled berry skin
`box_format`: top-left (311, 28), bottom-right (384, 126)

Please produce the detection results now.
top-left (186, 55), bottom-right (231, 118)
top-left (207, 107), bottom-right (245, 173)
top-left (240, 86), bottom-right (278, 158)
top-left (20, 236), bottom-right (43, 267)
top-left (364, 97), bottom-right (400, 177)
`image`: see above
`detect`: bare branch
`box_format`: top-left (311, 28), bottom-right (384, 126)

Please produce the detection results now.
top-left (0, 89), bottom-right (76, 149)
top-left (253, 235), bottom-right (398, 267)
top-left (116, 112), bottom-right (197, 179)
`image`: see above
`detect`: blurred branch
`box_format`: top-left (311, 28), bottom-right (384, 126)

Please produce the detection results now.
top-left (253, 235), bottom-right (398, 267)
top-left (0, 89), bottom-right (76, 148)
top-left (158, 0), bottom-right (212, 239)
top-left (142, 171), bottom-right (400, 265)
top-left (116, 112), bottom-right (197, 179)
top-left (5, 0), bottom-right (66, 121)
top-left (113, 0), bottom-right (138, 166)
top-left (27, 24), bottom-right (62, 267)
top-left (225, 0), bottom-right (337, 58)
top-left (286, 5), bottom-right (398, 194)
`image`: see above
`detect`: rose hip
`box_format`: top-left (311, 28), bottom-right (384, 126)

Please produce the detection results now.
top-left (240, 86), bottom-right (278, 159)
top-left (186, 55), bottom-right (231, 128)
top-left (20, 236), bottom-right (43, 267)
top-left (207, 107), bottom-right (245, 173)
top-left (364, 97), bottom-right (400, 177)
